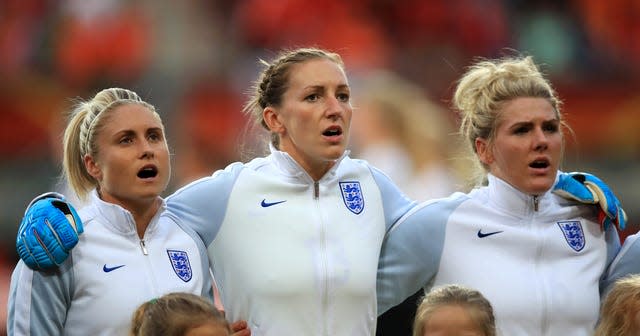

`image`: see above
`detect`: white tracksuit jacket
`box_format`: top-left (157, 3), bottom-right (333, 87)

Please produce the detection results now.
top-left (377, 174), bottom-right (621, 336)
top-left (165, 149), bottom-right (415, 336)
top-left (7, 191), bottom-right (212, 336)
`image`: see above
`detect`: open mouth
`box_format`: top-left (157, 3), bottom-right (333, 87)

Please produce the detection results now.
top-left (322, 126), bottom-right (342, 137)
top-left (529, 159), bottom-right (550, 169)
top-left (137, 165), bottom-right (158, 179)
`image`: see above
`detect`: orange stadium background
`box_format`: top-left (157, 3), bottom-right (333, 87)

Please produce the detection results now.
top-left (1, 0), bottom-right (639, 334)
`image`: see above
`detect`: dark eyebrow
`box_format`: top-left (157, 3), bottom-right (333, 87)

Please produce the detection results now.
top-left (115, 129), bottom-right (136, 137)
top-left (114, 127), bottom-right (163, 137)
top-left (147, 127), bottom-right (163, 134)
top-left (303, 85), bottom-right (324, 91)
top-left (508, 121), bottom-right (533, 129)
top-left (508, 117), bottom-right (560, 131)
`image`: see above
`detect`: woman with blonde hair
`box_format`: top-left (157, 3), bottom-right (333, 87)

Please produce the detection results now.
top-left (7, 88), bottom-right (216, 335)
top-left (377, 55), bottom-right (624, 335)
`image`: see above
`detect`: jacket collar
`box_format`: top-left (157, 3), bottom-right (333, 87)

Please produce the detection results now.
top-left (485, 173), bottom-right (559, 217)
top-left (88, 190), bottom-right (166, 236)
top-left (267, 142), bottom-right (349, 182)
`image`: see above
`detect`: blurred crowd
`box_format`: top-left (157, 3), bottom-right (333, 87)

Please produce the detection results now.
top-left (1, 0), bottom-right (639, 333)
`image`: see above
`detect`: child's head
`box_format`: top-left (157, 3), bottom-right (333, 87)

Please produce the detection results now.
top-left (413, 284), bottom-right (496, 336)
top-left (595, 274), bottom-right (640, 336)
top-left (130, 292), bottom-right (231, 336)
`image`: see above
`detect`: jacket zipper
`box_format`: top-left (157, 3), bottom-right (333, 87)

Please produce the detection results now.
top-left (313, 180), bottom-right (329, 335)
top-left (140, 239), bottom-right (148, 255)
top-left (531, 195), bottom-right (549, 334)
top-left (139, 237), bottom-right (160, 297)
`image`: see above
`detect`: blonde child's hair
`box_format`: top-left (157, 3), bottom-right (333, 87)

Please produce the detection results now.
top-left (130, 292), bottom-right (230, 336)
top-left (595, 274), bottom-right (640, 336)
top-left (413, 284), bottom-right (496, 336)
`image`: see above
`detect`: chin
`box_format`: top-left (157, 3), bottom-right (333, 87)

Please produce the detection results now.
top-left (326, 145), bottom-right (346, 160)
top-left (136, 185), bottom-right (164, 198)
top-left (326, 152), bottom-right (344, 162)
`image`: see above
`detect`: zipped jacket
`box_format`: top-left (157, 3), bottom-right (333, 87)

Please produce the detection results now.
top-left (166, 148), bottom-right (415, 335)
top-left (377, 174), bottom-right (620, 336)
top-left (8, 191), bottom-right (212, 336)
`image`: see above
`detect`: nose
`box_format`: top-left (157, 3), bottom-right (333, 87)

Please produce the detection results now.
top-left (140, 140), bottom-right (155, 159)
top-left (325, 96), bottom-right (345, 120)
top-left (141, 150), bottom-right (154, 159)
top-left (533, 128), bottom-right (549, 151)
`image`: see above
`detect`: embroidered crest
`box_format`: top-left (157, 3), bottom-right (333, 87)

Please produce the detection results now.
top-left (557, 221), bottom-right (585, 252)
top-left (340, 181), bottom-right (364, 214)
top-left (167, 249), bottom-right (192, 282)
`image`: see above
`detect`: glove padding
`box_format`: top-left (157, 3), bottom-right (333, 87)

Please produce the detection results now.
top-left (553, 172), bottom-right (627, 231)
top-left (16, 193), bottom-right (83, 270)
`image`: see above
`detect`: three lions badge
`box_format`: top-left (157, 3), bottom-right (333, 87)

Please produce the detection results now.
top-left (167, 249), bottom-right (192, 282)
top-left (340, 181), bottom-right (364, 215)
top-left (557, 221), bottom-right (585, 252)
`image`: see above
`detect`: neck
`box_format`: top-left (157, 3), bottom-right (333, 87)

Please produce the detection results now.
top-left (285, 153), bottom-right (332, 181)
top-left (277, 143), bottom-right (339, 182)
top-left (305, 160), bottom-right (334, 181)
top-left (98, 191), bottom-right (161, 238)
top-left (128, 198), bottom-right (161, 238)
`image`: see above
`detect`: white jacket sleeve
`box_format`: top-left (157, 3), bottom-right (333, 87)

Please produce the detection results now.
top-left (601, 230), bottom-right (636, 295)
top-left (8, 259), bottom-right (73, 335)
top-left (376, 195), bottom-right (466, 314)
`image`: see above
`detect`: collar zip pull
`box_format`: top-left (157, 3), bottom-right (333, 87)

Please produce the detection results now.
top-left (140, 240), bottom-right (148, 255)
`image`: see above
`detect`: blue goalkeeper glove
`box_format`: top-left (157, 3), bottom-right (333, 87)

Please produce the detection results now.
top-left (16, 192), bottom-right (83, 270)
top-left (553, 172), bottom-right (627, 231)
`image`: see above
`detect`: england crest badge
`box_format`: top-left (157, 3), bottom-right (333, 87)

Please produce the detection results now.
top-left (167, 249), bottom-right (193, 282)
top-left (340, 181), bottom-right (364, 214)
top-left (557, 221), bottom-right (585, 252)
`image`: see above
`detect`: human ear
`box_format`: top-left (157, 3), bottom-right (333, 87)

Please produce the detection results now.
top-left (263, 107), bottom-right (285, 134)
top-left (84, 154), bottom-right (102, 181)
top-left (475, 137), bottom-right (493, 165)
